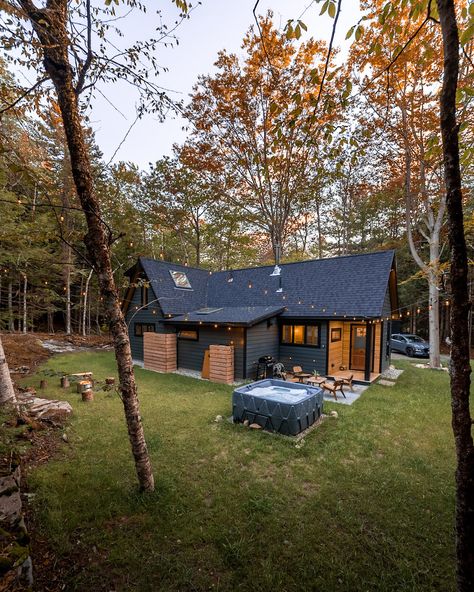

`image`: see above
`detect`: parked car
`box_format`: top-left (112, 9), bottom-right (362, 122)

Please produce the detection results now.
top-left (390, 334), bottom-right (430, 358)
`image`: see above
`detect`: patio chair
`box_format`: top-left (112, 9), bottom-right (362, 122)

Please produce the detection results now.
top-left (339, 373), bottom-right (354, 392)
top-left (320, 379), bottom-right (347, 401)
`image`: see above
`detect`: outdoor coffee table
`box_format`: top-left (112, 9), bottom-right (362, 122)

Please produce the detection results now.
top-left (306, 376), bottom-right (326, 386)
top-left (294, 372), bottom-right (312, 383)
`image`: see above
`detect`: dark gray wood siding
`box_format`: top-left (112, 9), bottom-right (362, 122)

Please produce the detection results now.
top-left (279, 321), bottom-right (328, 375)
top-left (245, 319), bottom-right (279, 379)
top-left (125, 287), bottom-right (171, 361)
top-left (381, 288), bottom-right (392, 372)
top-left (177, 326), bottom-right (245, 379)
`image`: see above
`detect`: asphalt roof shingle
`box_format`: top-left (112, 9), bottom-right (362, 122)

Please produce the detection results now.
top-left (135, 250), bottom-right (395, 321)
top-left (163, 306), bottom-right (285, 326)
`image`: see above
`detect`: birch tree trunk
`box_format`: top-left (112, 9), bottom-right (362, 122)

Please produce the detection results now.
top-left (82, 269), bottom-right (93, 338)
top-left (18, 0), bottom-right (154, 492)
top-left (436, 1), bottom-right (474, 589)
top-left (403, 113), bottom-right (444, 368)
top-left (0, 335), bottom-right (16, 405)
top-left (21, 273), bottom-right (27, 334)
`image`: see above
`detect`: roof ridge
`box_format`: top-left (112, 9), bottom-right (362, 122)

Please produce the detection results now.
top-left (141, 249), bottom-right (395, 275)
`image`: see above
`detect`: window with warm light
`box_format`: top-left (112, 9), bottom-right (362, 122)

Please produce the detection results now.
top-left (280, 323), bottom-right (320, 347)
top-left (293, 325), bottom-right (305, 344)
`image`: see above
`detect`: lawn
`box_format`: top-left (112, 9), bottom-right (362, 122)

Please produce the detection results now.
top-left (24, 353), bottom-right (457, 591)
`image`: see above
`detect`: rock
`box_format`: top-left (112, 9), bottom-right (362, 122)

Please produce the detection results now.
top-left (249, 423), bottom-right (262, 430)
top-left (214, 415), bottom-right (224, 423)
top-left (243, 419), bottom-right (250, 427)
top-left (378, 379), bottom-right (396, 387)
top-left (61, 433), bottom-right (69, 443)
top-left (330, 411), bottom-right (338, 418)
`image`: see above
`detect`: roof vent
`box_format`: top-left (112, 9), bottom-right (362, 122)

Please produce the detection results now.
top-left (270, 265), bottom-right (281, 277)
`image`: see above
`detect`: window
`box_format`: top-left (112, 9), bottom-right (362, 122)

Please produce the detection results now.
top-left (282, 325), bottom-right (293, 343)
top-left (331, 328), bottom-right (342, 342)
top-left (281, 323), bottom-right (320, 347)
top-left (178, 330), bottom-right (198, 341)
top-left (134, 323), bottom-right (155, 336)
top-left (169, 270), bottom-right (192, 289)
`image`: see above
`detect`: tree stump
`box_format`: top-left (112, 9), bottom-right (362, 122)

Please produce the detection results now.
top-left (77, 380), bottom-right (92, 393)
top-left (60, 376), bottom-right (70, 388)
top-left (39, 380), bottom-right (47, 389)
top-left (81, 389), bottom-right (94, 402)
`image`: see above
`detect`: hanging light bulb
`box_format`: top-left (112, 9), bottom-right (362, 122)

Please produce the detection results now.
top-left (416, 307), bottom-right (421, 314)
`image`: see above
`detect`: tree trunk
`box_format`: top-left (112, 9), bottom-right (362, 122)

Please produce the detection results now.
top-left (21, 273), bottom-right (27, 334)
top-left (436, 1), bottom-right (474, 589)
top-left (18, 0), bottom-right (154, 492)
top-left (0, 335), bottom-right (16, 405)
top-left (64, 245), bottom-right (72, 335)
top-left (82, 269), bottom-right (93, 338)
top-left (7, 281), bottom-right (13, 332)
top-left (428, 272), bottom-right (441, 368)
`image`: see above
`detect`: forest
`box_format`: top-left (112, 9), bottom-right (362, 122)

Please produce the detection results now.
top-left (0, 0), bottom-right (473, 589)
top-left (1, 11), bottom-right (472, 351)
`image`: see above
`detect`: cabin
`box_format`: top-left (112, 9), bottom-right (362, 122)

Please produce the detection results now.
top-left (122, 250), bottom-right (398, 384)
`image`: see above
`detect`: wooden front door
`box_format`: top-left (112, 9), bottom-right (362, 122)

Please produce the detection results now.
top-left (350, 325), bottom-right (367, 370)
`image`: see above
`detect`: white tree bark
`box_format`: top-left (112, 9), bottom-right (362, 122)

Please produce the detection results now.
top-left (21, 273), bottom-right (27, 334)
top-left (402, 104), bottom-right (444, 368)
top-left (82, 269), bottom-right (93, 337)
top-left (0, 335), bottom-right (16, 405)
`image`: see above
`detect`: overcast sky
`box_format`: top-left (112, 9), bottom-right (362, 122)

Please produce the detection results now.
top-left (89, 0), bottom-right (361, 168)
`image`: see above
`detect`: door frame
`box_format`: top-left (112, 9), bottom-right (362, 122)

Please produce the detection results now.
top-left (349, 323), bottom-right (375, 372)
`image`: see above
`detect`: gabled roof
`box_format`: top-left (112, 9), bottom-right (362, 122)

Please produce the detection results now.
top-left (125, 250), bottom-right (396, 319)
top-left (207, 250), bottom-right (396, 318)
top-left (163, 306), bottom-right (285, 327)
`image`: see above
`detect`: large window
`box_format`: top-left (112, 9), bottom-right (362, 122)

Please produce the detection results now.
top-left (281, 323), bottom-right (320, 347)
top-left (134, 323), bottom-right (156, 336)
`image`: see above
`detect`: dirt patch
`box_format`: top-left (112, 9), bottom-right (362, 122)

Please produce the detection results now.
top-left (2, 332), bottom-right (112, 376)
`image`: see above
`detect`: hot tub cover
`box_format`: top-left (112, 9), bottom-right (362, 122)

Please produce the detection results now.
top-left (232, 379), bottom-right (323, 436)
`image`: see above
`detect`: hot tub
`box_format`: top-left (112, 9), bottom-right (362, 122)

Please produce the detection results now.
top-left (232, 379), bottom-right (323, 436)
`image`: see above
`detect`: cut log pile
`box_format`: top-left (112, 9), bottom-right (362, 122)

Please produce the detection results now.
top-left (143, 332), bottom-right (177, 373)
top-left (209, 345), bottom-right (234, 384)
top-left (16, 388), bottom-right (73, 420)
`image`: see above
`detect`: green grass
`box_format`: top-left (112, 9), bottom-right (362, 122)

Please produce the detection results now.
top-left (24, 353), bottom-right (460, 591)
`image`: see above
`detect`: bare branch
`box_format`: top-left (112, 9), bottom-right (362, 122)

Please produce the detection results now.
top-left (0, 76), bottom-right (48, 115)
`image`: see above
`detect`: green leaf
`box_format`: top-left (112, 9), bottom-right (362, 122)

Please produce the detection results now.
top-left (355, 25), bottom-right (363, 42)
top-left (320, 0), bottom-right (329, 16)
top-left (328, 1), bottom-right (336, 18)
top-left (460, 23), bottom-right (474, 46)
top-left (345, 25), bottom-right (355, 40)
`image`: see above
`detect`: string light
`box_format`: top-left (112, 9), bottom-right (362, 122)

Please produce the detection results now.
top-left (445, 300), bottom-right (450, 306)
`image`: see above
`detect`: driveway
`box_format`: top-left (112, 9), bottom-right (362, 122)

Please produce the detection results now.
top-left (391, 352), bottom-right (450, 363)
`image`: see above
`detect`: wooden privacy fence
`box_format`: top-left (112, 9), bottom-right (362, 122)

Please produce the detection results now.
top-left (143, 332), bottom-right (177, 373)
top-left (209, 344), bottom-right (234, 384)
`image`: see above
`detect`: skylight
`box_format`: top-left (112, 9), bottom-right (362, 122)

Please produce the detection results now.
top-left (169, 270), bottom-right (192, 289)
